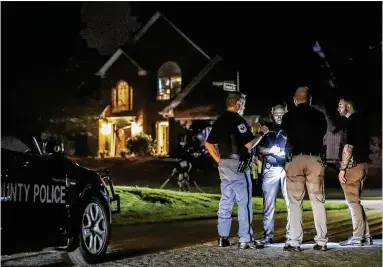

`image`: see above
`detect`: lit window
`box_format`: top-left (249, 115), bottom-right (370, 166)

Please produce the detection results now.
top-left (157, 61), bottom-right (182, 101)
top-left (112, 80), bottom-right (133, 112)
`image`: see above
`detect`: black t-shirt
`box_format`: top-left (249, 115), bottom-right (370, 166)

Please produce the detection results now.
top-left (206, 111), bottom-right (254, 158)
top-left (281, 103), bottom-right (327, 155)
top-left (258, 123), bottom-right (287, 165)
top-left (345, 112), bottom-right (370, 163)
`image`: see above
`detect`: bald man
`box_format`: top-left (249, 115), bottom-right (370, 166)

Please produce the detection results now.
top-left (281, 86), bottom-right (328, 251)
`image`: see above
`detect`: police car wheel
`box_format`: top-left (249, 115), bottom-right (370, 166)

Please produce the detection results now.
top-left (66, 197), bottom-right (111, 264)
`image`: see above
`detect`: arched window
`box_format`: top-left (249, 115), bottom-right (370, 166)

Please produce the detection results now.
top-left (111, 80), bottom-right (133, 112)
top-left (157, 61), bottom-right (182, 101)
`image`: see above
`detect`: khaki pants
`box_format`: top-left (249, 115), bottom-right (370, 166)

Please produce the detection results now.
top-left (341, 163), bottom-right (370, 239)
top-left (285, 155), bottom-right (328, 246)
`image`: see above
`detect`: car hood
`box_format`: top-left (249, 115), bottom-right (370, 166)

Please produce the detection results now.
top-left (61, 157), bottom-right (101, 184)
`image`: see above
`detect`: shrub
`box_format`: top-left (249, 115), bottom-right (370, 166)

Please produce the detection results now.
top-left (126, 133), bottom-right (155, 156)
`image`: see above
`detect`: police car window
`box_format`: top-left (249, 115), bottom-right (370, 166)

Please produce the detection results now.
top-left (1, 136), bottom-right (32, 153)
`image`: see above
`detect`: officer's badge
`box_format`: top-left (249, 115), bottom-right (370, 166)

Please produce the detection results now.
top-left (238, 124), bottom-right (247, 133)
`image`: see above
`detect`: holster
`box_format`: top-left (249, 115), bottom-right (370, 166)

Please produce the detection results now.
top-left (286, 153), bottom-right (293, 163)
top-left (347, 157), bottom-right (358, 169)
top-left (237, 151), bottom-right (254, 173)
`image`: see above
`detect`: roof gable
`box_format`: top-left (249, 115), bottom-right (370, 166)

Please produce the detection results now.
top-left (95, 48), bottom-right (145, 78)
top-left (131, 11), bottom-right (210, 60)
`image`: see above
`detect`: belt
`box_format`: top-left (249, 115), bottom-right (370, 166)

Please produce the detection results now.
top-left (292, 152), bottom-right (321, 157)
top-left (265, 162), bottom-right (284, 168)
top-left (221, 154), bottom-right (241, 160)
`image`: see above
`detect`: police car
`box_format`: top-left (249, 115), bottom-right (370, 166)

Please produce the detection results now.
top-left (1, 134), bottom-right (121, 265)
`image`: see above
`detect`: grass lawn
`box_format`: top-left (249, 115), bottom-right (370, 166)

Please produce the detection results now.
top-left (112, 186), bottom-right (349, 225)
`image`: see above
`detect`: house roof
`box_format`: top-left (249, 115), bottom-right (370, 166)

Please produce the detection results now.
top-left (159, 54), bottom-right (223, 117)
top-left (131, 11), bottom-right (211, 61)
top-left (96, 10), bottom-right (212, 80)
top-left (95, 48), bottom-right (145, 78)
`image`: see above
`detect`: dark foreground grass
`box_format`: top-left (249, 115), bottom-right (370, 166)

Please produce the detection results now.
top-left (112, 186), bottom-right (348, 225)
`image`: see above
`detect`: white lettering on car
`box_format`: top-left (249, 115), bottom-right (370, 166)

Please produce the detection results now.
top-left (60, 186), bottom-right (66, 204)
top-left (33, 184), bottom-right (39, 202)
top-left (17, 183), bottom-right (23, 202)
top-left (10, 183), bottom-right (17, 202)
top-left (2, 183), bottom-right (66, 204)
top-left (24, 184), bottom-right (30, 202)
top-left (39, 185), bottom-right (46, 203)
top-left (54, 186), bottom-right (60, 203)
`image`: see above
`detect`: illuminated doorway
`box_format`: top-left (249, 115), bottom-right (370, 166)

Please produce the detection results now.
top-left (157, 121), bottom-right (169, 155)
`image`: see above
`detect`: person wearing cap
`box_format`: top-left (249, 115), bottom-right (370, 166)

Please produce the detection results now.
top-left (257, 104), bottom-right (289, 245)
top-left (205, 92), bottom-right (269, 249)
top-left (281, 86), bottom-right (328, 251)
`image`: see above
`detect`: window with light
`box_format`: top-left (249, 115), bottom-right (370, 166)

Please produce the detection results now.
top-left (111, 80), bottom-right (133, 112)
top-left (157, 62), bottom-right (182, 101)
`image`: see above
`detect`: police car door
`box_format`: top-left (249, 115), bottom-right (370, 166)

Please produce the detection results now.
top-left (1, 136), bottom-right (68, 237)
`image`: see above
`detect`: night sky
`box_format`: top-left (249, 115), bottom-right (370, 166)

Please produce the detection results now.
top-left (2, 2), bottom-right (382, 122)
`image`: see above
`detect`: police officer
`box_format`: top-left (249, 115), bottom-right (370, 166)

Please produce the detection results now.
top-left (257, 104), bottom-right (289, 244)
top-left (281, 86), bottom-right (328, 251)
top-left (337, 97), bottom-right (372, 246)
top-left (205, 92), bottom-right (269, 249)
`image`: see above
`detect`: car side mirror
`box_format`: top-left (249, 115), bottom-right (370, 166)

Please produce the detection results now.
top-left (43, 140), bottom-right (64, 155)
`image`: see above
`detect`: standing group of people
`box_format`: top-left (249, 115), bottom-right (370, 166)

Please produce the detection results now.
top-left (205, 86), bottom-right (372, 250)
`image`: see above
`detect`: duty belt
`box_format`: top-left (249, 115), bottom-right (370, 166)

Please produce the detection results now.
top-left (292, 152), bottom-right (322, 157)
top-left (237, 152), bottom-right (254, 173)
top-left (265, 162), bottom-right (284, 169)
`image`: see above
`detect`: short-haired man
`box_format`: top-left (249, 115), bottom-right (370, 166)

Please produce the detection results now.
top-left (257, 104), bottom-right (289, 244)
top-left (281, 86), bottom-right (328, 251)
top-left (205, 92), bottom-right (268, 249)
top-left (337, 98), bottom-right (372, 246)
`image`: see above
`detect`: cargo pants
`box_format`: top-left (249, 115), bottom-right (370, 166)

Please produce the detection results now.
top-left (341, 163), bottom-right (370, 239)
top-left (285, 154), bottom-right (328, 247)
top-left (217, 158), bottom-right (254, 243)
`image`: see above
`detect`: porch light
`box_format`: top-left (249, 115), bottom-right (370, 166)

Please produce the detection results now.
top-left (101, 122), bottom-right (112, 135)
top-left (131, 122), bottom-right (142, 136)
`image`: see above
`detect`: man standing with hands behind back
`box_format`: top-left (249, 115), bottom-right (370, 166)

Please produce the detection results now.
top-left (205, 92), bottom-right (269, 249)
top-left (281, 86), bottom-right (328, 252)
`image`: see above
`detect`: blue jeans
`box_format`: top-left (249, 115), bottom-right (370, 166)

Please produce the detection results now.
top-left (262, 166), bottom-right (289, 239)
top-left (217, 159), bottom-right (253, 243)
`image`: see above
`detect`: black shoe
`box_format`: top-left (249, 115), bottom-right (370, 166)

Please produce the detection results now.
top-left (283, 244), bottom-right (301, 252)
top-left (253, 240), bottom-right (265, 249)
top-left (362, 236), bottom-right (373, 246)
top-left (339, 237), bottom-right (363, 247)
top-left (262, 236), bottom-right (273, 244)
top-left (313, 244), bottom-right (328, 251)
top-left (218, 236), bottom-right (231, 247)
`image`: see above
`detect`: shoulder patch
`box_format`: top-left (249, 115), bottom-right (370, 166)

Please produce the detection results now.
top-left (238, 124), bottom-right (247, 133)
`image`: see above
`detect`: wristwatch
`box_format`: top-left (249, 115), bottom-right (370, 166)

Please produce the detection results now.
top-left (339, 168), bottom-right (346, 172)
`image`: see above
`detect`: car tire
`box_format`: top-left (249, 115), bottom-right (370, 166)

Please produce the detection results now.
top-left (64, 196), bottom-right (111, 265)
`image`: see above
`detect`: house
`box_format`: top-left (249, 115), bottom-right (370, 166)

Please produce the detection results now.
top-left (94, 11), bottom-right (241, 157)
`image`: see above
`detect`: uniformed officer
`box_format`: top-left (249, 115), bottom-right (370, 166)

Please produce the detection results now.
top-left (281, 86), bottom-right (328, 251)
top-left (205, 92), bottom-right (269, 249)
top-left (337, 97), bottom-right (372, 246)
top-left (257, 104), bottom-right (289, 244)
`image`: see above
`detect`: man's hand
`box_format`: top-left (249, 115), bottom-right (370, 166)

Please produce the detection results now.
top-left (338, 170), bottom-right (347, 184)
top-left (260, 125), bottom-right (269, 135)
